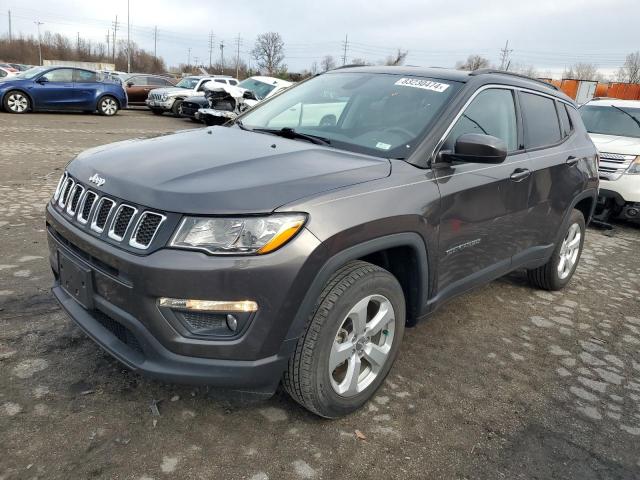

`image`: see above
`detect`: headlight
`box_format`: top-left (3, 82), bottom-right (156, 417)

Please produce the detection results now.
top-left (626, 156), bottom-right (640, 175)
top-left (169, 214), bottom-right (306, 255)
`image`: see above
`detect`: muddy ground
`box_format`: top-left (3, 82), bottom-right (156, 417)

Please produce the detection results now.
top-left (1, 110), bottom-right (639, 480)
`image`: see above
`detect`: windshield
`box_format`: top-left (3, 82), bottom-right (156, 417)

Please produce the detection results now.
top-left (238, 78), bottom-right (276, 100)
top-left (16, 66), bottom-right (48, 79)
top-left (175, 77), bottom-right (199, 89)
top-left (240, 72), bottom-right (461, 159)
top-left (580, 105), bottom-right (640, 138)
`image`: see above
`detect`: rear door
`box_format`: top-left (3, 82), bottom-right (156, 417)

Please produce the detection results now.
top-left (72, 69), bottom-right (99, 109)
top-left (434, 87), bottom-right (532, 294)
top-left (34, 68), bottom-right (75, 109)
top-left (520, 92), bottom-right (584, 249)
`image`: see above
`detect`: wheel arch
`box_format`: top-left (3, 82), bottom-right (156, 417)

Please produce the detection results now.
top-left (284, 232), bottom-right (429, 344)
top-left (96, 93), bottom-right (120, 109)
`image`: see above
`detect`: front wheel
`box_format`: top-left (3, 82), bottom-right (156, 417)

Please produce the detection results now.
top-left (283, 261), bottom-right (406, 418)
top-left (98, 96), bottom-right (119, 116)
top-left (527, 209), bottom-right (585, 290)
top-left (3, 90), bottom-right (30, 113)
top-left (171, 99), bottom-right (183, 117)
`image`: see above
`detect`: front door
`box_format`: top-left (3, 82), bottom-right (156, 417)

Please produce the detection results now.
top-left (434, 87), bottom-right (532, 297)
top-left (33, 68), bottom-right (76, 109)
top-left (72, 69), bottom-right (99, 109)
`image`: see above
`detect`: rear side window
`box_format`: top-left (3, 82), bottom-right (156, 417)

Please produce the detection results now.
top-left (557, 103), bottom-right (573, 137)
top-left (520, 92), bottom-right (561, 148)
top-left (73, 70), bottom-right (97, 83)
top-left (445, 88), bottom-right (518, 152)
top-left (215, 79), bottom-right (227, 84)
top-left (147, 76), bottom-right (170, 86)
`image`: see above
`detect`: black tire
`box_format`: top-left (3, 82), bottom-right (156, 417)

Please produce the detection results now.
top-left (3, 90), bottom-right (30, 113)
top-left (97, 96), bottom-right (119, 116)
top-left (190, 117), bottom-right (202, 123)
top-left (527, 209), bottom-right (585, 291)
top-left (283, 260), bottom-right (406, 418)
top-left (171, 99), bottom-right (183, 117)
top-left (150, 108), bottom-right (164, 115)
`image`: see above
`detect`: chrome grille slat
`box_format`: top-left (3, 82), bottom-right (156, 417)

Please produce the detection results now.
top-left (91, 198), bottom-right (115, 233)
top-left (66, 184), bottom-right (85, 216)
top-left (129, 212), bottom-right (166, 249)
top-left (53, 172), bottom-right (68, 202)
top-left (58, 178), bottom-right (75, 208)
top-left (77, 191), bottom-right (98, 224)
top-left (108, 204), bottom-right (137, 241)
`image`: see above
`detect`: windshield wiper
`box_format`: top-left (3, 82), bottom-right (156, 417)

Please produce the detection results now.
top-left (610, 105), bottom-right (640, 130)
top-left (250, 127), bottom-right (331, 145)
top-left (235, 119), bottom-right (249, 131)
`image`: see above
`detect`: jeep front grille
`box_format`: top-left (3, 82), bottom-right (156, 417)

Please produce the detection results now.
top-left (51, 172), bottom-right (167, 251)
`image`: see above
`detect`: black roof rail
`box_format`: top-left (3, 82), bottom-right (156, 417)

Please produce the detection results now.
top-left (332, 63), bottom-right (369, 70)
top-left (469, 68), bottom-right (559, 91)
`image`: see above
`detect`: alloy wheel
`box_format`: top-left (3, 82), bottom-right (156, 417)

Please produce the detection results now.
top-left (329, 294), bottom-right (396, 397)
top-left (7, 93), bottom-right (28, 112)
top-left (558, 222), bottom-right (581, 279)
top-left (101, 98), bottom-right (118, 116)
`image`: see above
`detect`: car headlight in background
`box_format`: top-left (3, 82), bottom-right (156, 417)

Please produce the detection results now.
top-left (169, 214), bottom-right (307, 255)
top-left (626, 156), bottom-right (640, 175)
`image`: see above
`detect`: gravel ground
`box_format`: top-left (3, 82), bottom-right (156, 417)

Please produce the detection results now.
top-left (1, 110), bottom-right (639, 480)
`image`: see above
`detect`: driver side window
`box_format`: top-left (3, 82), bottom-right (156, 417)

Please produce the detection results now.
top-left (42, 69), bottom-right (73, 83)
top-left (445, 88), bottom-right (518, 152)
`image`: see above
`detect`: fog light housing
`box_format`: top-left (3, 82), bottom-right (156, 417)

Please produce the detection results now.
top-left (158, 298), bottom-right (257, 337)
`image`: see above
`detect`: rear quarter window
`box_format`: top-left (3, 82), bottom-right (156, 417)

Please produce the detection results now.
top-left (520, 92), bottom-right (562, 149)
top-left (557, 102), bottom-right (573, 137)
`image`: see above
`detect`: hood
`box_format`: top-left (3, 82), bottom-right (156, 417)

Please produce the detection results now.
top-left (67, 127), bottom-right (391, 214)
top-left (150, 86), bottom-right (195, 97)
top-left (589, 133), bottom-right (640, 156)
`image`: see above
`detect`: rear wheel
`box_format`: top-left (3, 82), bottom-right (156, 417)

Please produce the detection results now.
top-left (98, 96), bottom-right (119, 116)
top-left (3, 90), bottom-right (30, 113)
top-left (283, 260), bottom-right (406, 418)
top-left (527, 209), bottom-right (585, 290)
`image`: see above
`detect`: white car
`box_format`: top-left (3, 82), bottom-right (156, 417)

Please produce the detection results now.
top-left (0, 67), bottom-right (18, 80)
top-left (580, 98), bottom-right (640, 222)
top-left (146, 75), bottom-right (238, 116)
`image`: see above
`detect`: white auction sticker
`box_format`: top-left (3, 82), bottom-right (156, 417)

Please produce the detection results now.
top-left (394, 78), bottom-right (450, 93)
top-left (376, 142), bottom-right (392, 150)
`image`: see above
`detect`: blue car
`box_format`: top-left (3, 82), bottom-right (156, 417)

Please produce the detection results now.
top-left (0, 66), bottom-right (128, 116)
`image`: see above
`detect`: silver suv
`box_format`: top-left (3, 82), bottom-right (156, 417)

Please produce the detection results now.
top-left (146, 75), bottom-right (238, 116)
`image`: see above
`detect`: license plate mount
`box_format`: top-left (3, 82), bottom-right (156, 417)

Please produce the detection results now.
top-left (58, 251), bottom-right (94, 309)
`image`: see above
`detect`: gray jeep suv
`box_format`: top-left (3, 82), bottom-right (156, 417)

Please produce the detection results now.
top-left (46, 67), bottom-right (598, 417)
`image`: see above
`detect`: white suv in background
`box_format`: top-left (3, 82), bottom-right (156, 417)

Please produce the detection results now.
top-left (146, 75), bottom-right (238, 116)
top-left (580, 98), bottom-right (640, 222)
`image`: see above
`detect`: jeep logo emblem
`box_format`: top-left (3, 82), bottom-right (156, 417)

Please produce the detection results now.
top-left (89, 173), bottom-right (106, 187)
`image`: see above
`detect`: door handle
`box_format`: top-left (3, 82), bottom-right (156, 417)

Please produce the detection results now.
top-left (566, 155), bottom-right (579, 166)
top-left (510, 168), bottom-right (531, 182)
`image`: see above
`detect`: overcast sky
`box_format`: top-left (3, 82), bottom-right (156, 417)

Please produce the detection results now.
top-left (2, 0), bottom-right (638, 77)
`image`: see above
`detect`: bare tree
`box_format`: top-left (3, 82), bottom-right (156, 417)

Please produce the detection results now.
top-left (563, 63), bottom-right (605, 81)
top-left (350, 57), bottom-right (371, 66)
top-left (456, 54), bottom-right (490, 71)
top-left (251, 32), bottom-right (285, 75)
top-left (511, 63), bottom-right (539, 79)
top-left (617, 51), bottom-right (640, 83)
top-left (384, 49), bottom-right (408, 66)
top-left (321, 55), bottom-right (336, 72)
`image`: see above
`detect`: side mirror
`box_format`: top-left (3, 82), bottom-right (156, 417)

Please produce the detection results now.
top-left (36, 76), bottom-right (49, 84)
top-left (442, 133), bottom-right (507, 164)
top-left (126, 82), bottom-right (134, 87)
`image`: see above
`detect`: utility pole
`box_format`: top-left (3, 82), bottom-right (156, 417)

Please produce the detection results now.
top-left (34, 21), bottom-right (43, 66)
top-left (126, 0), bottom-right (131, 73)
top-left (208, 31), bottom-right (215, 70)
top-left (7, 10), bottom-right (11, 42)
top-left (187, 47), bottom-right (191, 68)
top-left (499, 40), bottom-right (512, 71)
top-left (106, 30), bottom-right (110, 59)
top-left (77, 32), bottom-right (80, 53)
top-left (342, 34), bottom-right (349, 65)
top-left (235, 34), bottom-right (242, 79)
top-left (153, 26), bottom-right (158, 60)
top-left (219, 40), bottom-right (224, 74)
top-left (112, 16), bottom-right (119, 64)
top-left (194, 56), bottom-right (199, 68)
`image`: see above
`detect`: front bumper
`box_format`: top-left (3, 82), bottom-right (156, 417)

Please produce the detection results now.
top-left (599, 175), bottom-right (640, 203)
top-left (145, 98), bottom-right (174, 111)
top-left (46, 203), bottom-right (326, 391)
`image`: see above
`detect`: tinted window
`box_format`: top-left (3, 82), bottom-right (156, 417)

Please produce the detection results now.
top-left (445, 88), bottom-right (518, 152)
top-left (229, 80), bottom-right (238, 85)
top-left (42, 68), bottom-right (73, 83)
top-left (557, 103), bottom-right (572, 137)
top-left (214, 79), bottom-right (227, 84)
top-left (521, 92), bottom-right (561, 148)
top-left (580, 105), bottom-right (640, 138)
top-left (147, 76), bottom-right (170, 86)
top-left (73, 69), bottom-right (97, 83)
top-left (237, 78), bottom-right (276, 100)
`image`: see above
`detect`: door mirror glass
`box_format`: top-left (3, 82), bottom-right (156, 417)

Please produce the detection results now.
top-left (126, 82), bottom-right (134, 87)
top-left (445, 133), bottom-right (508, 164)
top-left (37, 76), bottom-right (49, 84)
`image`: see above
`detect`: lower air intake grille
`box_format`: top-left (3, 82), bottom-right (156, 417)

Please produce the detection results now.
top-left (94, 311), bottom-right (143, 354)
